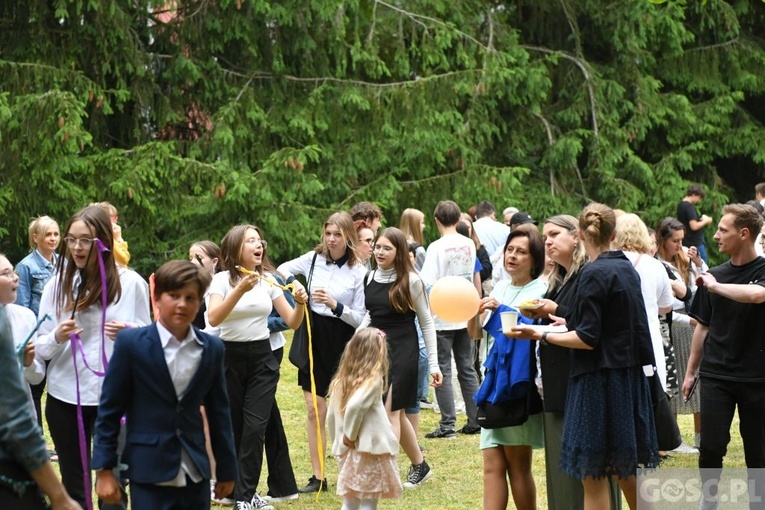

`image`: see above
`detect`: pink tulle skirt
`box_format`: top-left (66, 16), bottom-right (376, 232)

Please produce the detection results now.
top-left (336, 450), bottom-right (402, 500)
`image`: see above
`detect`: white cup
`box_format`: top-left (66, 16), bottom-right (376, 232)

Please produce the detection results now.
top-left (500, 311), bottom-right (518, 335)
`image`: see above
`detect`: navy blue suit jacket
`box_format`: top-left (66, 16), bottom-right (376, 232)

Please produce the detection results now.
top-left (92, 324), bottom-right (237, 484)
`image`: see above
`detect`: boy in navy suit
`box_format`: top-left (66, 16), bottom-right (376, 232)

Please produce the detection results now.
top-left (92, 260), bottom-right (236, 509)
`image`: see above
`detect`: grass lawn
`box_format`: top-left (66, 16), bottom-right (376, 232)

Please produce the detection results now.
top-left (43, 331), bottom-right (746, 509)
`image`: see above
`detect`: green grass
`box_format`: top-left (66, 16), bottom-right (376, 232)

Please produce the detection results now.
top-left (43, 331), bottom-right (747, 509)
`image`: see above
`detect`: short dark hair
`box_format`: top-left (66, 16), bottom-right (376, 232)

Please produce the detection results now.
top-left (474, 200), bottom-right (496, 219)
top-left (686, 184), bottom-right (705, 198)
top-left (503, 229), bottom-right (546, 280)
top-left (756, 183), bottom-right (765, 197)
top-left (153, 260), bottom-right (211, 300)
top-left (433, 200), bottom-right (461, 227)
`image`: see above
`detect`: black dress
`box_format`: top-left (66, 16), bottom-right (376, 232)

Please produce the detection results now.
top-left (364, 276), bottom-right (418, 411)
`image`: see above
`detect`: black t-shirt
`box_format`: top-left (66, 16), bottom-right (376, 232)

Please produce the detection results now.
top-left (569, 251), bottom-right (654, 377)
top-left (690, 256), bottom-right (765, 382)
top-left (677, 200), bottom-right (703, 247)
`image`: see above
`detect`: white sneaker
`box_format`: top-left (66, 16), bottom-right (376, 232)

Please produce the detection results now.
top-left (262, 493), bottom-right (299, 503)
top-left (249, 494), bottom-right (275, 510)
top-left (671, 443), bottom-right (699, 454)
top-left (212, 493), bottom-right (236, 506)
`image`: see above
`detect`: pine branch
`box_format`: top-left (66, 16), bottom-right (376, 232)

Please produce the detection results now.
top-left (374, 0), bottom-right (490, 52)
top-left (534, 113), bottom-right (556, 195)
top-left (520, 45), bottom-right (599, 138)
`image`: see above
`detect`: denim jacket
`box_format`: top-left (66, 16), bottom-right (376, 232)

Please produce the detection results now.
top-left (15, 250), bottom-right (56, 317)
top-left (0, 307), bottom-right (49, 473)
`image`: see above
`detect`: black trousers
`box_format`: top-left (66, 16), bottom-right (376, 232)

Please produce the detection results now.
top-left (0, 460), bottom-right (47, 510)
top-left (223, 340), bottom-right (279, 501)
top-left (46, 395), bottom-right (98, 509)
top-left (699, 377), bottom-right (765, 508)
top-left (264, 347), bottom-right (298, 497)
top-left (130, 477), bottom-right (209, 510)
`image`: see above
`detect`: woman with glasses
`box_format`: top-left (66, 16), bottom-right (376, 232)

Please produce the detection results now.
top-left (355, 226), bottom-right (375, 266)
top-left (277, 212), bottom-right (367, 494)
top-left (35, 206), bottom-right (151, 508)
top-left (477, 229), bottom-right (546, 510)
top-left (208, 224), bottom-right (307, 509)
top-left (358, 227), bottom-right (442, 488)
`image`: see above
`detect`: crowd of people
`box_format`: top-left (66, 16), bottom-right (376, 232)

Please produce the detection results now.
top-left (2, 184), bottom-right (765, 510)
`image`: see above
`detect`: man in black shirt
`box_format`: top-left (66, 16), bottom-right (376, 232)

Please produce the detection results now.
top-left (677, 184), bottom-right (714, 264)
top-left (685, 203), bottom-right (765, 508)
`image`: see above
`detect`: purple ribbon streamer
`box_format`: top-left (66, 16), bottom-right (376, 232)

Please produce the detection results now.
top-left (69, 238), bottom-right (111, 510)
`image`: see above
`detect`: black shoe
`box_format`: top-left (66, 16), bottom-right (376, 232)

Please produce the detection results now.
top-left (425, 427), bottom-right (456, 439)
top-left (402, 460), bottom-right (433, 488)
top-left (298, 476), bottom-right (328, 493)
top-left (459, 424), bottom-right (481, 435)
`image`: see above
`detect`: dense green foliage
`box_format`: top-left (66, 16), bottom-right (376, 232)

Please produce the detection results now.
top-left (2, 0), bottom-right (764, 273)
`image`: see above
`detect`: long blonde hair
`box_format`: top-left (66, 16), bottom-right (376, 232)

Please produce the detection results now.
top-left (328, 328), bottom-right (389, 414)
top-left (399, 208), bottom-right (425, 246)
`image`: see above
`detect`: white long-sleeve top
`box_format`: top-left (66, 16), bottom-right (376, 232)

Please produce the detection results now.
top-left (36, 268), bottom-right (151, 405)
top-left (277, 251), bottom-right (367, 328)
top-left (327, 379), bottom-right (399, 457)
top-left (5, 304), bottom-right (45, 385)
top-left (358, 268), bottom-right (440, 376)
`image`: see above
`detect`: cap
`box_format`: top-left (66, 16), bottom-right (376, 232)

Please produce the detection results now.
top-left (510, 212), bottom-right (538, 226)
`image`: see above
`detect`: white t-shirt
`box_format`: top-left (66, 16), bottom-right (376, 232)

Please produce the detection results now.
top-left (624, 252), bottom-right (674, 391)
top-left (208, 271), bottom-right (282, 342)
top-left (36, 268), bottom-right (151, 405)
top-left (420, 232), bottom-right (477, 330)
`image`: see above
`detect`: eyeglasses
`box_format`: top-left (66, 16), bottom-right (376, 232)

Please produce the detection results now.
top-left (64, 237), bottom-right (97, 249)
top-left (0, 269), bottom-right (18, 280)
top-left (245, 238), bottom-right (268, 249)
top-left (505, 247), bottom-right (529, 256)
top-left (361, 238), bottom-right (374, 247)
top-left (373, 245), bottom-right (395, 253)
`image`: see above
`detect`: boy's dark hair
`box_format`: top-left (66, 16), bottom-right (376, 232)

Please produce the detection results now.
top-left (685, 184), bottom-right (705, 198)
top-left (475, 200), bottom-right (496, 219)
top-left (433, 200), bottom-right (461, 227)
top-left (350, 201), bottom-right (382, 222)
top-left (154, 260), bottom-right (212, 300)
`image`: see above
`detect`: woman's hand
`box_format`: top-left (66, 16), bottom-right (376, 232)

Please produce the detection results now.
top-left (505, 325), bottom-right (542, 341)
top-left (520, 298), bottom-right (557, 320)
top-left (430, 371), bottom-right (443, 388)
top-left (311, 288), bottom-right (337, 310)
top-left (236, 272), bottom-right (260, 293)
top-left (548, 314), bottom-right (567, 327)
top-left (342, 435), bottom-right (356, 449)
top-left (104, 320), bottom-right (129, 341)
top-left (55, 319), bottom-right (82, 343)
top-left (687, 246), bottom-right (702, 267)
top-left (479, 296), bottom-right (500, 313)
top-left (291, 281), bottom-right (308, 305)
top-left (23, 341), bottom-right (35, 367)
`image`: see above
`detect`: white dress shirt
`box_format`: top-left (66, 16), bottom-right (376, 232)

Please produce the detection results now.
top-left (4, 303), bottom-right (46, 385)
top-left (36, 268), bottom-right (151, 405)
top-left (277, 251), bottom-right (367, 328)
top-left (155, 321), bottom-right (204, 486)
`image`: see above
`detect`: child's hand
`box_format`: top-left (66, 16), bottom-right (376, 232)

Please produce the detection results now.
top-left (430, 371), bottom-right (443, 388)
top-left (214, 481), bottom-right (235, 500)
top-left (342, 435), bottom-right (356, 449)
top-left (111, 222), bottom-right (123, 242)
top-left (95, 470), bottom-right (122, 505)
top-left (23, 341), bottom-right (35, 367)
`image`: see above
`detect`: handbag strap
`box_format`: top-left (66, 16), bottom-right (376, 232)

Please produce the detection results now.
top-left (305, 252), bottom-right (319, 295)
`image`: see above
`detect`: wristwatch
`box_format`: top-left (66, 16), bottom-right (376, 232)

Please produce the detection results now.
top-left (540, 332), bottom-right (549, 346)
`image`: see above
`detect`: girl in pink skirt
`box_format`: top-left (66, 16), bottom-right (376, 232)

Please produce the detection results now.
top-left (327, 328), bottom-right (402, 509)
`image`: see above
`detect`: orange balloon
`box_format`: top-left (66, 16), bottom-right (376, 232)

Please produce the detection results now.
top-left (430, 276), bottom-right (480, 323)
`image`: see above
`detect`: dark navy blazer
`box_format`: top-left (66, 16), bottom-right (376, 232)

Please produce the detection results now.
top-left (92, 324), bottom-right (237, 485)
